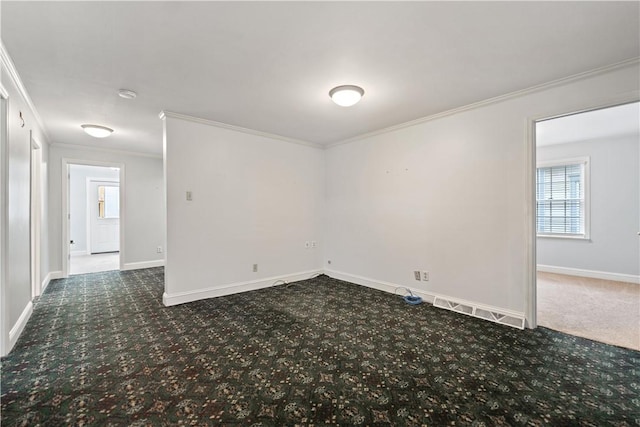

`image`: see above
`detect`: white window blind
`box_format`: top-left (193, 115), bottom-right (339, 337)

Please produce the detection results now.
top-left (536, 162), bottom-right (586, 236)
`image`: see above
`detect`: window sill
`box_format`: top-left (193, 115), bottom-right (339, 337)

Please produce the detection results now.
top-left (537, 234), bottom-right (590, 241)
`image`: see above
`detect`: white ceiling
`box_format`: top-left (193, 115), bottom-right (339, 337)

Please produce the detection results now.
top-left (2, 2), bottom-right (639, 155)
top-left (536, 102), bottom-right (640, 147)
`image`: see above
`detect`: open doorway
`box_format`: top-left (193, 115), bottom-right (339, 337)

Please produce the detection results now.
top-left (68, 164), bottom-right (121, 275)
top-left (534, 101), bottom-right (640, 350)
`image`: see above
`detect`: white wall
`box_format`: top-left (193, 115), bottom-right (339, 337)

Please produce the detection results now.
top-left (324, 63), bottom-right (639, 317)
top-left (537, 134), bottom-right (639, 277)
top-left (48, 145), bottom-right (165, 273)
top-left (69, 164), bottom-right (119, 254)
top-left (163, 115), bottom-right (324, 305)
top-left (1, 62), bottom-right (50, 355)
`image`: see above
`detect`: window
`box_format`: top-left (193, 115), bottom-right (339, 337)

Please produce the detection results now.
top-left (536, 158), bottom-right (589, 238)
top-left (98, 185), bottom-right (120, 219)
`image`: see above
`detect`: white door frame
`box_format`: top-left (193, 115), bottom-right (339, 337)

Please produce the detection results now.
top-left (62, 159), bottom-right (125, 278)
top-left (0, 83), bottom-right (10, 356)
top-left (30, 133), bottom-right (41, 298)
top-left (524, 94), bottom-right (639, 329)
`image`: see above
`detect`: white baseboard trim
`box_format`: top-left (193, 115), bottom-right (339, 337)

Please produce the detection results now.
top-left (537, 264), bottom-right (640, 284)
top-left (163, 269), bottom-right (322, 306)
top-left (41, 271), bottom-right (63, 294)
top-left (324, 269), bottom-right (526, 328)
top-left (122, 260), bottom-right (165, 271)
top-left (324, 269), bottom-right (436, 304)
top-left (8, 301), bottom-right (33, 353)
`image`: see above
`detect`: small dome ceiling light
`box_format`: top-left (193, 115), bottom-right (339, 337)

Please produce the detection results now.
top-left (81, 124), bottom-right (114, 138)
top-left (118, 89), bottom-right (137, 99)
top-left (329, 85), bottom-right (364, 107)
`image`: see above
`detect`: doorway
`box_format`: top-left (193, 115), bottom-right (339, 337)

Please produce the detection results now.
top-left (65, 162), bottom-right (124, 276)
top-left (534, 101), bottom-right (640, 350)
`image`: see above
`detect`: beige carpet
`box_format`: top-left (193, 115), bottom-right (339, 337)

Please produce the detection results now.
top-left (537, 272), bottom-right (640, 350)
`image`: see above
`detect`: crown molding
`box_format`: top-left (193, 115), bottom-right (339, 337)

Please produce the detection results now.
top-left (159, 110), bottom-right (323, 150)
top-left (0, 83), bottom-right (9, 100)
top-left (327, 57), bottom-right (640, 149)
top-left (0, 40), bottom-right (51, 143)
top-left (51, 142), bottom-right (162, 159)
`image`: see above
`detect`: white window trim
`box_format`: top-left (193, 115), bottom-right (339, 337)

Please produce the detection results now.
top-left (536, 156), bottom-right (590, 240)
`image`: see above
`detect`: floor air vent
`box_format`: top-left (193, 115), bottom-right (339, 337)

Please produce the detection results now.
top-left (433, 297), bottom-right (525, 330)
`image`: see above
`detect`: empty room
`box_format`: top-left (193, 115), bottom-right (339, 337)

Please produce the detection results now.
top-left (1, 2), bottom-right (639, 425)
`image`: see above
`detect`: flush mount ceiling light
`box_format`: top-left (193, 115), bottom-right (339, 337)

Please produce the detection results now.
top-left (81, 124), bottom-right (114, 138)
top-left (118, 89), bottom-right (137, 99)
top-left (329, 85), bottom-right (364, 107)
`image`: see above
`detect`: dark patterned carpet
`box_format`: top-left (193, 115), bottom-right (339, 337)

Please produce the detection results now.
top-left (1, 268), bottom-right (639, 426)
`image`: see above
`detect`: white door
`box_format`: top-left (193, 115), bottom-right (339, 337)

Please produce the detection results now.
top-left (89, 180), bottom-right (120, 253)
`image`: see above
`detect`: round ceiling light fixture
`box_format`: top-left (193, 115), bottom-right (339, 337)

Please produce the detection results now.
top-left (118, 89), bottom-right (137, 99)
top-left (81, 124), bottom-right (114, 138)
top-left (329, 85), bottom-right (364, 107)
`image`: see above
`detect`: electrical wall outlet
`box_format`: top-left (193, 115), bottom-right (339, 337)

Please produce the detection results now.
top-left (186, 191), bottom-right (193, 201)
top-left (157, 246), bottom-right (163, 253)
top-left (414, 271), bottom-right (421, 281)
top-left (253, 264), bottom-right (258, 272)
top-left (311, 240), bottom-right (317, 248)
top-left (422, 271), bottom-right (429, 281)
